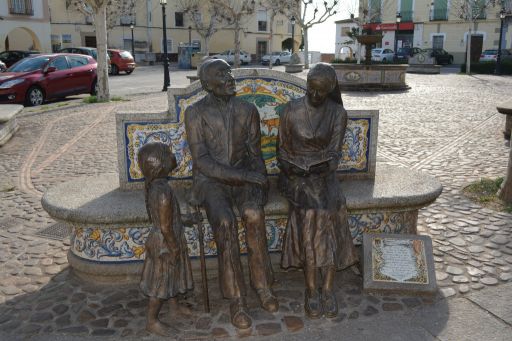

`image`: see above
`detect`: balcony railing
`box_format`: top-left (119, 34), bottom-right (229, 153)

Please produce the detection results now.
top-left (9, 0), bottom-right (33, 15)
top-left (400, 10), bottom-right (413, 22)
top-left (431, 8), bottom-right (448, 21)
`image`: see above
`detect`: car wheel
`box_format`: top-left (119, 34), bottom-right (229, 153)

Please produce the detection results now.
top-left (25, 86), bottom-right (44, 107)
top-left (90, 79), bottom-right (98, 96)
top-left (275, 59), bottom-right (280, 66)
top-left (111, 64), bottom-right (119, 75)
top-left (126, 70), bottom-right (133, 75)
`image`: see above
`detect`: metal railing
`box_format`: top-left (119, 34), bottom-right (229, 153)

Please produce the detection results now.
top-left (400, 10), bottom-right (413, 22)
top-left (431, 8), bottom-right (448, 21)
top-left (8, 0), bottom-right (33, 15)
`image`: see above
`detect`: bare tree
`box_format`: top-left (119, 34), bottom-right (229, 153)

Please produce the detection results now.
top-left (210, 0), bottom-right (256, 68)
top-left (284, 0), bottom-right (338, 69)
top-left (259, 1), bottom-right (293, 69)
top-left (71, 0), bottom-right (134, 101)
top-left (177, 0), bottom-right (223, 56)
top-left (452, 0), bottom-right (497, 74)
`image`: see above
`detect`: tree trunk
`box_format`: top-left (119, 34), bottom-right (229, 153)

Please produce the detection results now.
top-left (499, 144), bottom-right (512, 203)
top-left (95, 4), bottom-right (110, 101)
top-left (234, 21), bottom-right (241, 68)
top-left (465, 24), bottom-right (472, 75)
top-left (204, 36), bottom-right (210, 56)
top-left (304, 27), bottom-right (309, 69)
top-left (268, 13), bottom-right (275, 70)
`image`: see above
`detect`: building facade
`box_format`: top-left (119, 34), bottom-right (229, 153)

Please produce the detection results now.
top-left (334, 18), bottom-right (359, 60)
top-left (360, 0), bottom-right (512, 64)
top-left (0, 0), bottom-right (52, 52)
top-left (48, 0), bottom-right (298, 63)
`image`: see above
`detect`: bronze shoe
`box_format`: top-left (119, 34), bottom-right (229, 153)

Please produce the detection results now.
top-left (304, 289), bottom-right (322, 319)
top-left (322, 290), bottom-right (338, 318)
top-left (256, 288), bottom-right (279, 312)
top-left (230, 298), bottom-right (252, 329)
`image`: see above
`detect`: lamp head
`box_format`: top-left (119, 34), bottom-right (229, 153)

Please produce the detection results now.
top-left (500, 9), bottom-right (506, 19)
top-left (130, 23), bottom-right (134, 29)
top-left (160, 0), bottom-right (167, 5)
top-left (291, 16), bottom-right (296, 24)
top-left (396, 12), bottom-right (402, 23)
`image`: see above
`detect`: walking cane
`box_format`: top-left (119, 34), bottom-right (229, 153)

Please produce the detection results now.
top-left (193, 205), bottom-right (210, 313)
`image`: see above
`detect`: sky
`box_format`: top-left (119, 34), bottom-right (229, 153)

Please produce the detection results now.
top-left (306, 0), bottom-right (358, 53)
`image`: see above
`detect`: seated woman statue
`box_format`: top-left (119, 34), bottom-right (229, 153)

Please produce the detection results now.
top-left (138, 142), bottom-right (194, 336)
top-left (277, 62), bottom-right (359, 319)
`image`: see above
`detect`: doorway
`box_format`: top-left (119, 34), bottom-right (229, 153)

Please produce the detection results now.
top-left (256, 40), bottom-right (268, 63)
top-left (84, 36), bottom-right (97, 48)
top-left (470, 35), bottom-right (483, 62)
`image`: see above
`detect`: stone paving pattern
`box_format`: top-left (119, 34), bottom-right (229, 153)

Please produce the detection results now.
top-left (0, 71), bottom-right (511, 339)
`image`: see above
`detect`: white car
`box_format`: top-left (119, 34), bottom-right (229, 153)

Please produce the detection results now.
top-left (371, 48), bottom-right (394, 62)
top-left (0, 60), bottom-right (6, 72)
top-left (261, 51), bottom-right (292, 65)
top-left (479, 49), bottom-right (512, 62)
top-left (211, 49), bottom-right (251, 65)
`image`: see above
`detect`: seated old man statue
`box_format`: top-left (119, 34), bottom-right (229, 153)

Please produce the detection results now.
top-left (184, 59), bottom-right (278, 329)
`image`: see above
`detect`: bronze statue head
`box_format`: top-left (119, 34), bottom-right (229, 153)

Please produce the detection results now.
top-left (198, 59), bottom-right (236, 98)
top-left (137, 142), bottom-right (177, 184)
top-left (306, 63), bottom-right (343, 107)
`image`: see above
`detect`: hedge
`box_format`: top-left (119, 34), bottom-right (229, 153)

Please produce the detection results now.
top-left (460, 61), bottom-right (512, 75)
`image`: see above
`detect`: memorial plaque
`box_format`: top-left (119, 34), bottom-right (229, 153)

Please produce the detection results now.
top-left (363, 233), bottom-right (437, 295)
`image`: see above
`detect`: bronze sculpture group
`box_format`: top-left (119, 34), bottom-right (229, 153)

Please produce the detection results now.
top-left (138, 59), bottom-right (358, 335)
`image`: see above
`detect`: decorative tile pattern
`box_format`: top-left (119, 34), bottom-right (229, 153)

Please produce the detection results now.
top-left (123, 77), bottom-right (373, 182)
top-left (70, 211), bottom-right (413, 262)
top-left (71, 226), bottom-right (150, 262)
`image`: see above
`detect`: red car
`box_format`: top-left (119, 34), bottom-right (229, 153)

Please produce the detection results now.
top-left (0, 53), bottom-right (97, 106)
top-left (107, 49), bottom-right (136, 75)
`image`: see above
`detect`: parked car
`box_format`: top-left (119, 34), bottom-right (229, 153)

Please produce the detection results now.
top-left (0, 60), bottom-right (6, 72)
top-left (261, 51), bottom-right (292, 65)
top-left (423, 48), bottom-right (454, 65)
top-left (107, 49), bottom-right (136, 75)
top-left (0, 53), bottom-right (97, 106)
top-left (211, 49), bottom-right (251, 65)
top-left (394, 47), bottom-right (423, 62)
top-left (479, 49), bottom-right (512, 62)
top-left (58, 47), bottom-right (111, 73)
top-left (371, 48), bottom-right (395, 62)
top-left (0, 50), bottom-right (40, 68)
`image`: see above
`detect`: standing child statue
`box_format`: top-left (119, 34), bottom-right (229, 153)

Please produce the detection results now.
top-left (277, 63), bottom-right (359, 319)
top-left (138, 142), bottom-right (194, 336)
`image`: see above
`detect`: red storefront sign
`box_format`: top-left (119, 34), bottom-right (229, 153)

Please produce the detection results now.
top-left (363, 22), bottom-right (414, 31)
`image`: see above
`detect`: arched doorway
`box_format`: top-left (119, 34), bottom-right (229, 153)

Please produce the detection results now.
top-left (4, 27), bottom-right (42, 51)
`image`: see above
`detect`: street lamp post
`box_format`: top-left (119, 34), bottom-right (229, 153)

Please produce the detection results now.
top-left (160, 0), bottom-right (170, 92)
top-left (188, 26), bottom-right (192, 46)
top-left (130, 23), bottom-right (135, 62)
top-left (291, 16), bottom-right (296, 53)
top-left (395, 12), bottom-right (402, 60)
top-left (496, 9), bottom-right (506, 75)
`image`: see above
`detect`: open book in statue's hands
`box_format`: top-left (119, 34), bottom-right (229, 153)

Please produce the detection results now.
top-left (281, 157), bottom-right (333, 175)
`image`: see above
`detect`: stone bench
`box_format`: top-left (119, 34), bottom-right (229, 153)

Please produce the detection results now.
top-left (0, 104), bottom-right (22, 147)
top-left (42, 69), bottom-right (442, 283)
top-left (497, 100), bottom-right (512, 140)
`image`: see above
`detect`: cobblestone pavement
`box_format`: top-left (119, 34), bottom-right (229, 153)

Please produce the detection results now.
top-left (0, 71), bottom-right (511, 340)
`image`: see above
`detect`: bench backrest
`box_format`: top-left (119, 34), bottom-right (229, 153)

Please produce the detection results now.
top-left (116, 69), bottom-right (378, 190)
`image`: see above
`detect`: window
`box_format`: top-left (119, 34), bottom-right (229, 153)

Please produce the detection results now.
top-left (368, 0), bottom-right (381, 23)
top-left (257, 10), bottom-right (267, 31)
top-left (49, 56), bottom-right (70, 71)
top-left (8, 0), bottom-right (33, 15)
top-left (175, 12), bottom-right (184, 27)
top-left (433, 35), bottom-right (444, 49)
top-left (68, 56), bottom-right (89, 68)
top-left (341, 27), bottom-right (351, 37)
top-left (51, 35), bottom-right (62, 52)
top-left (472, 0), bottom-right (486, 19)
top-left (62, 34), bottom-right (72, 44)
top-left (431, 0), bottom-right (448, 20)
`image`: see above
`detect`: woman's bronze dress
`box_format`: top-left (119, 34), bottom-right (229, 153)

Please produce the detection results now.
top-left (278, 97), bottom-right (358, 270)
